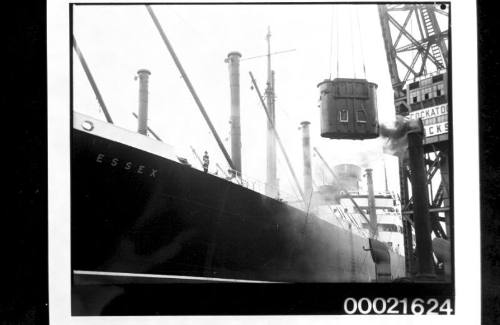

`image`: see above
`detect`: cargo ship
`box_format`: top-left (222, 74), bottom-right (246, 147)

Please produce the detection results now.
top-left (71, 5), bottom-right (406, 315)
top-left (72, 111), bottom-right (405, 284)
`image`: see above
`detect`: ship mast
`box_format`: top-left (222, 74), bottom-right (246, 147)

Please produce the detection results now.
top-left (265, 26), bottom-right (278, 197)
top-left (249, 72), bottom-right (305, 203)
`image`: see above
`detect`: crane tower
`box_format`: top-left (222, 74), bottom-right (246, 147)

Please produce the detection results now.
top-left (378, 4), bottom-right (451, 279)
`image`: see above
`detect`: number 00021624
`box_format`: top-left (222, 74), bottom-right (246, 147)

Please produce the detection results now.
top-left (343, 297), bottom-right (453, 315)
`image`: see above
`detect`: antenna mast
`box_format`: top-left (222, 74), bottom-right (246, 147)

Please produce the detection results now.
top-left (250, 72), bottom-right (305, 203)
top-left (265, 26), bottom-right (278, 197)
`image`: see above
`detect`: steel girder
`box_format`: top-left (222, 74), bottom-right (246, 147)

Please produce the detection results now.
top-left (378, 4), bottom-right (449, 96)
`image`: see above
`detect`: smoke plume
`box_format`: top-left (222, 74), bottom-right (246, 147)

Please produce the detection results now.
top-left (379, 115), bottom-right (414, 162)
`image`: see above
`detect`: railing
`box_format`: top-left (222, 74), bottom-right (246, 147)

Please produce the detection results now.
top-left (184, 155), bottom-right (402, 240)
top-left (410, 69), bottom-right (446, 83)
top-left (206, 165), bottom-right (304, 206)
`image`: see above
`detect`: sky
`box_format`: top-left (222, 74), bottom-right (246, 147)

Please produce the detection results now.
top-left (72, 3), bottom-right (447, 201)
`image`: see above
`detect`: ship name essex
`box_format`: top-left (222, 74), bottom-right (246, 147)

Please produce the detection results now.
top-left (95, 153), bottom-right (158, 177)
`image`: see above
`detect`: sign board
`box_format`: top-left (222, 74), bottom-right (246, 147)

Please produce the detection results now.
top-left (409, 103), bottom-right (448, 137)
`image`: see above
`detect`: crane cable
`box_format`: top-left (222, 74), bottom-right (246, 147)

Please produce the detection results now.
top-left (328, 5), bottom-right (340, 79)
top-left (327, 6), bottom-right (369, 80)
top-left (350, 7), bottom-right (356, 78)
top-left (336, 7), bottom-right (340, 78)
top-left (355, 7), bottom-right (367, 79)
top-left (328, 6), bottom-right (334, 79)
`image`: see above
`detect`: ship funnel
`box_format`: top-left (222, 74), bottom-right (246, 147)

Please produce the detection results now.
top-left (365, 168), bottom-right (378, 238)
top-left (334, 164), bottom-right (361, 192)
top-left (137, 69), bottom-right (151, 136)
top-left (226, 51), bottom-right (242, 175)
top-left (301, 121), bottom-right (313, 203)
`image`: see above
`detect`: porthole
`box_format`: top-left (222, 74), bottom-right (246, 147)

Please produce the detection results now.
top-left (82, 120), bottom-right (94, 131)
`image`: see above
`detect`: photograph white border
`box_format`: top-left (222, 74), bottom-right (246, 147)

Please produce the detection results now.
top-left (48, 0), bottom-right (480, 324)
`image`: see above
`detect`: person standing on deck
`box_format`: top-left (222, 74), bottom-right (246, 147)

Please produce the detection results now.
top-left (202, 151), bottom-right (209, 173)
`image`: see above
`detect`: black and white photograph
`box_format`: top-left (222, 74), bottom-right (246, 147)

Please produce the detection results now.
top-left (46, 0), bottom-right (481, 323)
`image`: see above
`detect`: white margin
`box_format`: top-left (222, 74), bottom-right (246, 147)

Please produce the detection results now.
top-left (48, 0), bottom-right (480, 324)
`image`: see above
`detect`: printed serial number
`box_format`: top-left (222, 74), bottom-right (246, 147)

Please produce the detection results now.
top-left (343, 297), bottom-right (453, 315)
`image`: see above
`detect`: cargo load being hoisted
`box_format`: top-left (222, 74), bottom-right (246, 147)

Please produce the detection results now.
top-left (318, 77), bottom-right (379, 139)
top-left (318, 5), bottom-right (379, 140)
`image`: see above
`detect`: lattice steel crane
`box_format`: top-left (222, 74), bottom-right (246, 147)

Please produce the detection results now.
top-left (378, 3), bottom-right (451, 279)
top-left (379, 4), bottom-right (449, 110)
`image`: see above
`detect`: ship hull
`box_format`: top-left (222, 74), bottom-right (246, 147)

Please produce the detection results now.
top-left (72, 114), bottom-right (404, 285)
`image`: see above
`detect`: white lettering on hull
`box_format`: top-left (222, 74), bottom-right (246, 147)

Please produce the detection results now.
top-left (95, 153), bottom-right (158, 178)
